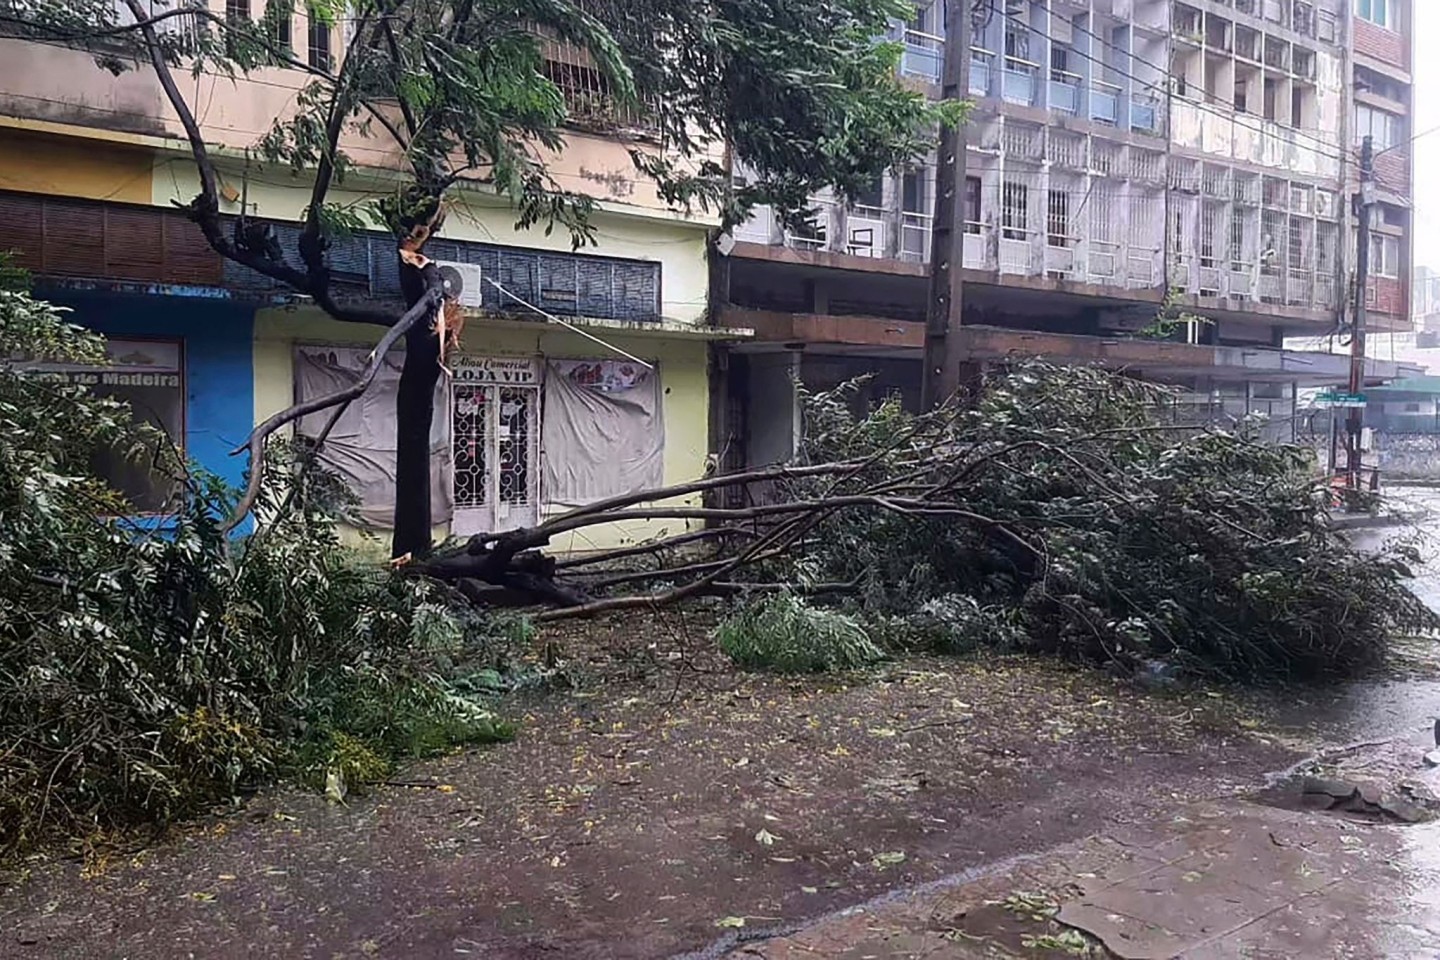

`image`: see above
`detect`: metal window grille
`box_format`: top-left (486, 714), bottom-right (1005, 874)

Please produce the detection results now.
top-left (539, 36), bottom-right (654, 133)
top-left (221, 220), bottom-right (662, 321)
top-left (1200, 203), bottom-right (1220, 267)
top-left (1002, 182), bottom-right (1029, 239)
top-left (1128, 191), bottom-right (1158, 246)
top-left (1287, 217), bottom-right (1308, 270)
top-left (1230, 207), bottom-right (1248, 270)
top-left (1046, 190), bottom-right (1070, 247)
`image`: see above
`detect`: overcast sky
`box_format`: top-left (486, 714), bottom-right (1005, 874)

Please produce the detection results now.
top-left (1412, 3), bottom-right (1439, 269)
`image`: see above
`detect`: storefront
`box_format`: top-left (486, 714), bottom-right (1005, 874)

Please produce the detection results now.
top-left (28, 289), bottom-right (256, 527)
top-left (290, 342), bottom-right (674, 547)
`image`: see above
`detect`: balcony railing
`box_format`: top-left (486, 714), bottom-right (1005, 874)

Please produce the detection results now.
top-left (999, 227), bottom-right (1034, 274)
top-left (900, 211), bottom-right (933, 263)
top-left (1049, 69), bottom-right (1081, 115)
top-left (962, 223), bottom-right (990, 269)
top-left (1088, 240), bottom-right (1121, 283)
top-left (1045, 236), bottom-right (1079, 278)
top-left (1127, 246), bottom-right (1160, 288)
top-left (970, 48), bottom-right (995, 97)
top-left (896, 27), bottom-right (943, 83)
top-left (1002, 56), bottom-right (1039, 106)
top-left (1090, 79), bottom-right (1121, 124)
top-left (1131, 95), bottom-right (1160, 133)
top-left (846, 203), bottom-right (888, 258)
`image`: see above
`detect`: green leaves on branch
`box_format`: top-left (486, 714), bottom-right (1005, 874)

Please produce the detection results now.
top-left (767, 362), bottom-right (1437, 683)
top-left (0, 291), bottom-right (516, 856)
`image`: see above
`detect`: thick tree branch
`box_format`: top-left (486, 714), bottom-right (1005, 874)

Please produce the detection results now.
top-left (223, 263), bottom-right (443, 529)
top-left (553, 527), bottom-right (753, 570)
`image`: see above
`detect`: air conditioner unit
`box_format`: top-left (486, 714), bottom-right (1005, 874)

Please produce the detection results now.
top-left (433, 259), bottom-right (484, 308)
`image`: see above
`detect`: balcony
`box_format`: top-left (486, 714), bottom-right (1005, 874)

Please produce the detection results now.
top-left (999, 227), bottom-right (1034, 274)
top-left (900, 211), bottom-right (933, 263)
top-left (1002, 56), bottom-right (1039, 106)
top-left (1049, 69), bottom-right (1082, 115)
top-left (845, 204), bottom-right (889, 258)
top-left (970, 48), bottom-right (995, 96)
top-left (896, 27), bottom-right (943, 84)
top-left (1131, 95), bottom-right (1161, 133)
top-left (1089, 80), bottom-right (1121, 124)
top-left (962, 223), bottom-right (991, 269)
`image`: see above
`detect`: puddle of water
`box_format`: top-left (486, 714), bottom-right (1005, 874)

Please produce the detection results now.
top-left (1376, 820), bottom-right (1440, 957)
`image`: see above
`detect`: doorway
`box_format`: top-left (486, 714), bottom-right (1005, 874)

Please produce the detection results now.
top-left (450, 357), bottom-right (541, 536)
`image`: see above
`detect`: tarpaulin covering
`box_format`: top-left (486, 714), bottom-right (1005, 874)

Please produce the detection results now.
top-left (293, 346), bottom-right (453, 528)
top-left (541, 359), bottom-right (664, 508)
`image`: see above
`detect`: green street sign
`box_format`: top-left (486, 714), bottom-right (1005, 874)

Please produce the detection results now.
top-left (1315, 392), bottom-right (1367, 408)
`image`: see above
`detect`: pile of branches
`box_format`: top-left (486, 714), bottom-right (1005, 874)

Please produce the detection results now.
top-left (419, 362), bottom-right (1437, 683)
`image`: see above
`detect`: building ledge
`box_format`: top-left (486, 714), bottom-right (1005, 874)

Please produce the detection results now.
top-left (1352, 50), bottom-right (1412, 85)
top-left (726, 241), bottom-right (927, 278)
top-left (466, 309), bottom-right (751, 341)
top-left (718, 305), bottom-right (922, 349)
top-left (958, 325), bottom-right (1418, 384)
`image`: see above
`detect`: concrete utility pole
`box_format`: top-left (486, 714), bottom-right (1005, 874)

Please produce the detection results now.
top-left (921, 0), bottom-right (973, 409)
top-left (1346, 134), bottom-right (1375, 491)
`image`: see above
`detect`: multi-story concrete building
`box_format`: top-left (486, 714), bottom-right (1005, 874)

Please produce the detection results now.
top-left (716, 0), bottom-right (1417, 466)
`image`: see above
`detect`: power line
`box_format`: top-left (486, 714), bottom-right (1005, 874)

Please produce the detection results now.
top-left (1377, 121), bottom-right (1440, 157)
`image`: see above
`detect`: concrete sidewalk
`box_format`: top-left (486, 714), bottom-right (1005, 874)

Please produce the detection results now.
top-left (718, 800), bottom-right (1440, 959)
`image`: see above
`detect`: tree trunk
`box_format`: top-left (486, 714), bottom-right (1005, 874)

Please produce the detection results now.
top-left (392, 255), bottom-right (442, 559)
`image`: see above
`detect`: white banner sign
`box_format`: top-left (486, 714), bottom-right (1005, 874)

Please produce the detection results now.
top-left (553, 358), bottom-right (651, 393)
top-left (14, 338), bottom-right (182, 387)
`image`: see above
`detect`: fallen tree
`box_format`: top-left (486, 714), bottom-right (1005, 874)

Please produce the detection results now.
top-left (4, 278), bottom-right (1434, 854)
top-left (409, 363), bottom-right (1439, 682)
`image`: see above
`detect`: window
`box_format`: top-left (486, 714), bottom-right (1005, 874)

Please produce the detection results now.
top-left (908, 0), bottom-right (936, 34)
top-left (1200, 206), bottom-right (1218, 267)
top-left (1004, 29), bottom-right (1030, 62)
top-left (854, 175), bottom-right (884, 210)
top-left (902, 168), bottom-right (929, 214)
top-left (22, 338), bottom-right (184, 513)
top-left (1001, 181), bottom-right (1028, 239)
top-left (1405, 403), bottom-right (1422, 413)
top-left (1046, 190), bottom-right (1070, 247)
top-left (1355, 104), bottom-right (1403, 150)
top-left (268, 0), bottom-right (291, 49)
top-left (308, 15), bottom-right (331, 70)
top-left (1356, 68), bottom-right (1407, 104)
top-left (1356, 0), bottom-right (1397, 30)
top-left (1287, 218), bottom-right (1309, 270)
top-left (1230, 207), bottom-right (1247, 270)
top-left (225, 0), bottom-right (249, 20)
top-left (964, 176), bottom-right (982, 234)
top-left (1371, 234), bottom-right (1402, 278)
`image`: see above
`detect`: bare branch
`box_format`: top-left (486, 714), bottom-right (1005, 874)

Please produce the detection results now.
top-left (553, 526), bottom-right (754, 570)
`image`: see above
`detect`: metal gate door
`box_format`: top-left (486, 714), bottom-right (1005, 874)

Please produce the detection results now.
top-left (451, 380), bottom-right (540, 536)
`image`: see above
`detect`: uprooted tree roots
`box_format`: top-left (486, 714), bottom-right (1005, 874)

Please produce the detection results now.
top-left (407, 362), bottom-right (1438, 683)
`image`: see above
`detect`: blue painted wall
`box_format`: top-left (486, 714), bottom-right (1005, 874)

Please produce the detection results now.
top-left (44, 288), bottom-right (256, 530)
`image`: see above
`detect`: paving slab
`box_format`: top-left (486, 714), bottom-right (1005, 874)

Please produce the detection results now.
top-left (725, 802), bottom-right (1440, 960)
